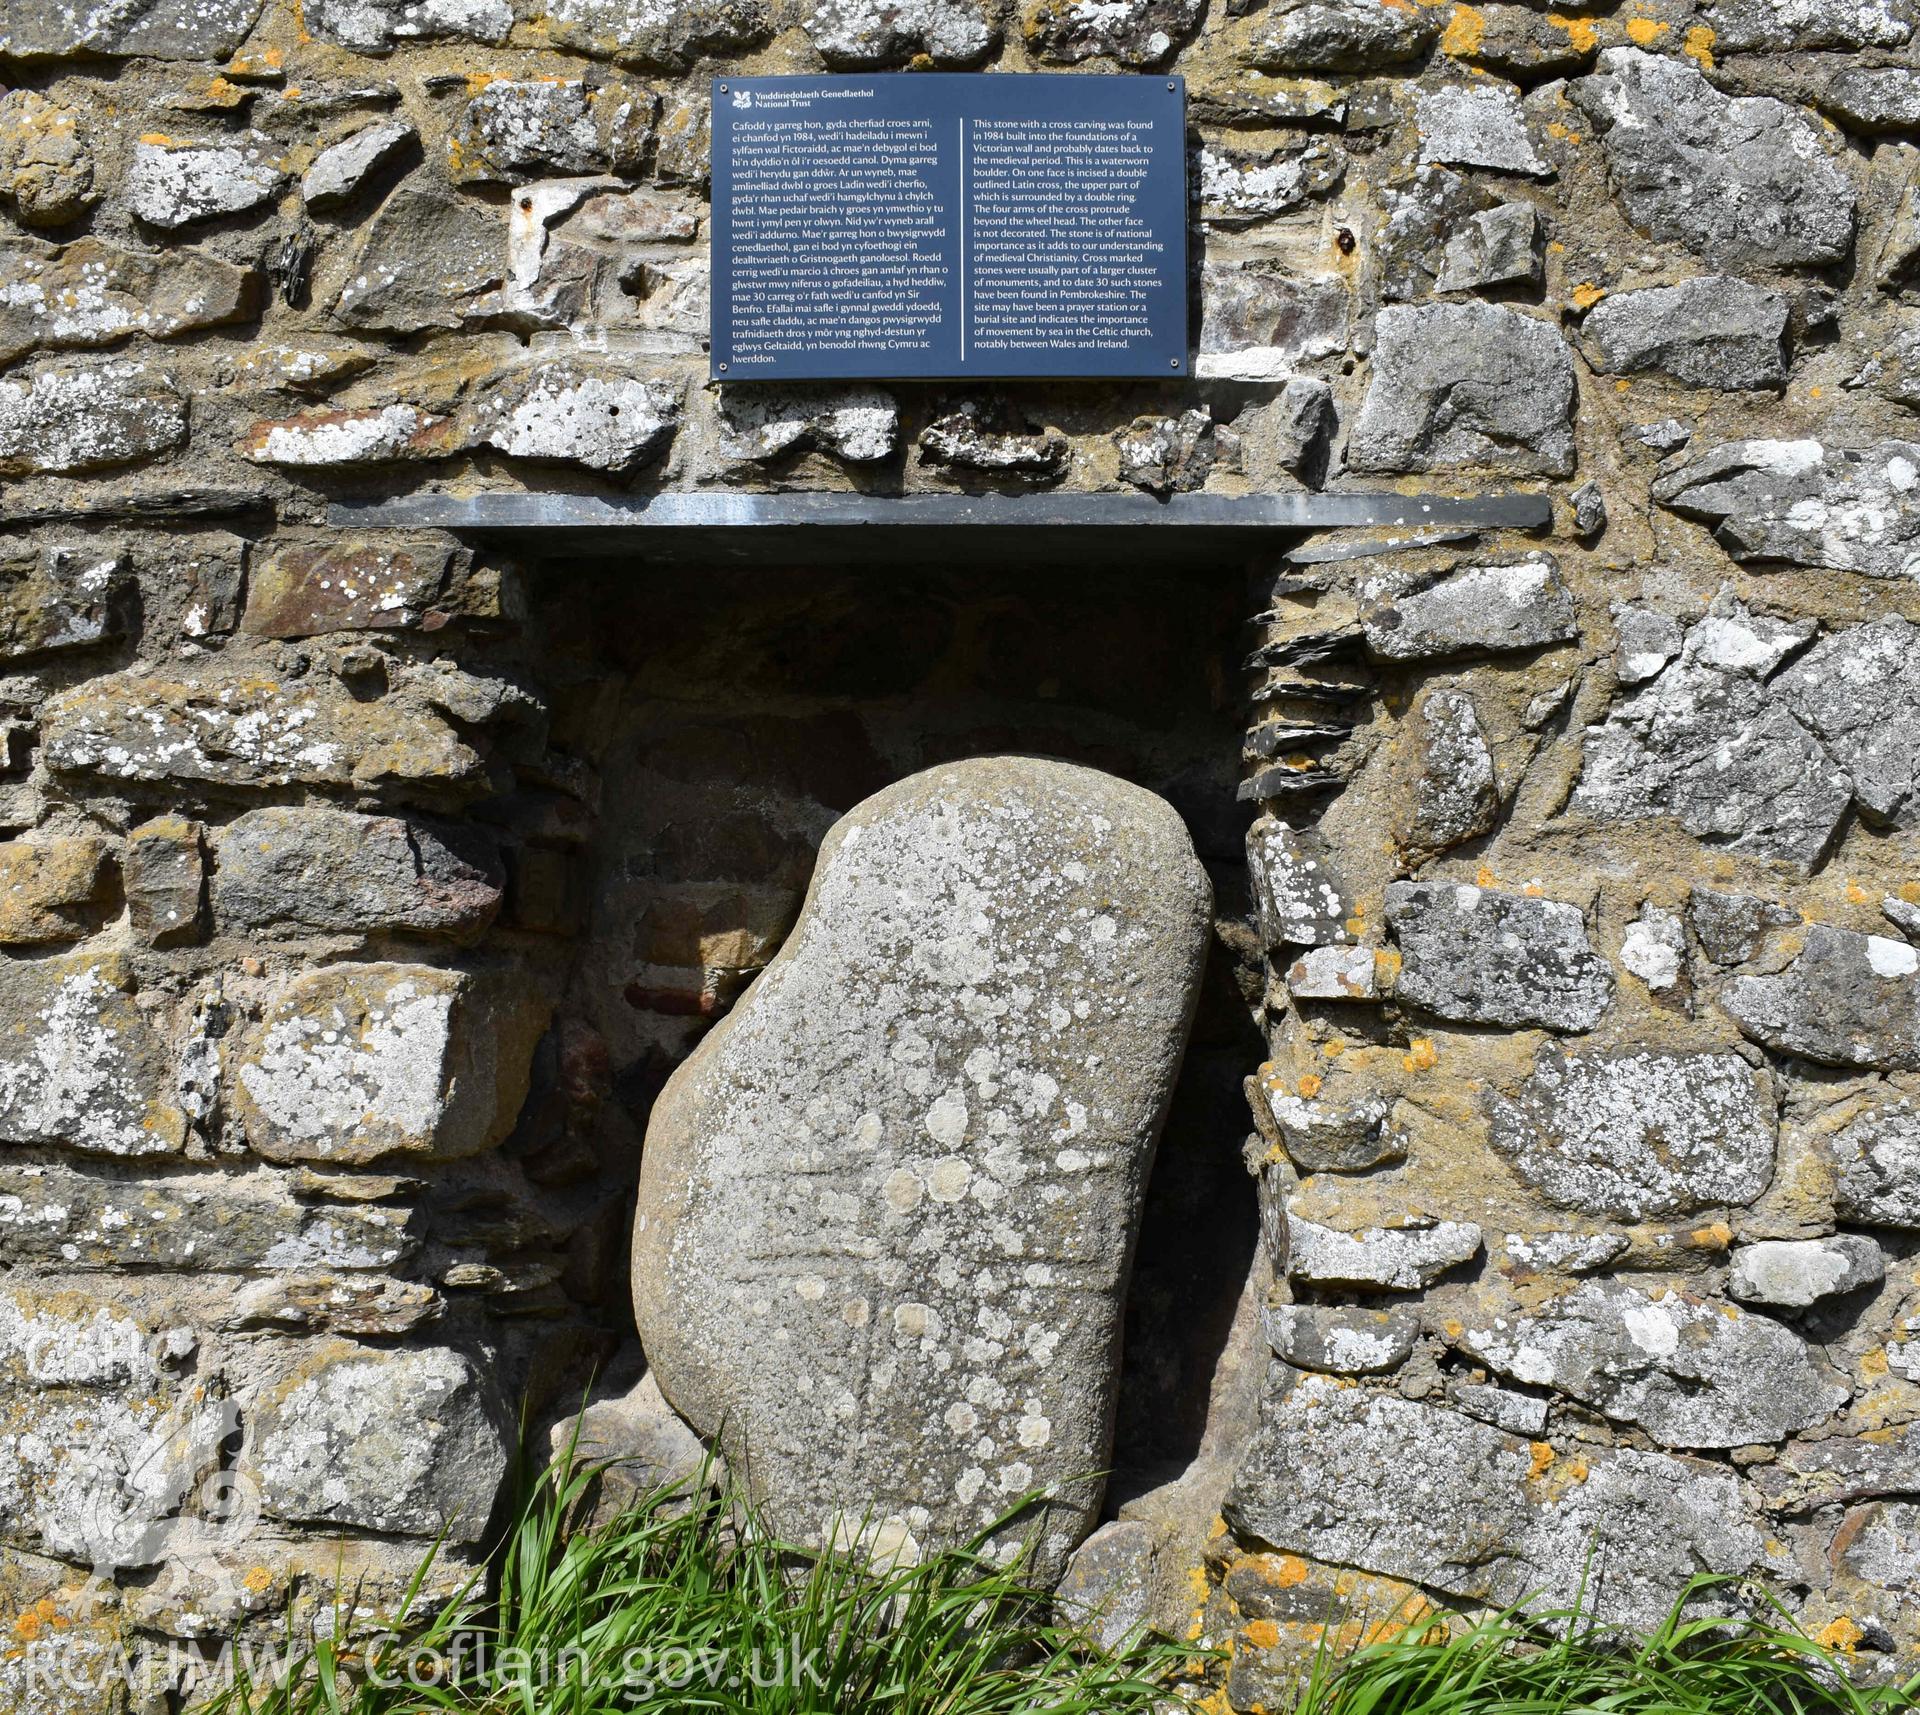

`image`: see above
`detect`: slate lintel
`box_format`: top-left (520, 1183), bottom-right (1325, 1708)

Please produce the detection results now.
top-left (326, 490), bottom-right (1553, 568)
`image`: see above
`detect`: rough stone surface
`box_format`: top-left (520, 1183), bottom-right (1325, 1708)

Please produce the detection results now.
top-left (1434, 201), bottom-right (1542, 294)
top-left (1024, 0), bottom-right (1201, 63)
top-left (804, 0), bottom-right (999, 65)
top-left (1230, 0), bottom-right (1440, 71)
top-left (1361, 557), bottom-right (1578, 660)
top-left (717, 386), bottom-right (898, 465)
top-left (1460, 1280), bottom-right (1848, 1449)
top-left (1570, 49), bottom-right (1857, 271)
top-left (124, 816), bottom-right (205, 948)
top-left (307, 0), bottom-right (513, 49)
top-left (1690, 889), bottom-right (1798, 966)
top-left (1653, 441), bottom-right (1920, 582)
top-left (1114, 410), bottom-right (1238, 495)
top-left (546, 1369), bottom-right (708, 1526)
top-left (1490, 1049), bottom-right (1776, 1220)
top-left (456, 366), bottom-right (680, 473)
top-left (1574, 609), bottom-right (1852, 868)
top-left (1415, 83), bottom-right (1547, 176)
top-left (42, 664), bottom-right (486, 795)
top-left (1774, 617), bottom-right (1920, 825)
top-left (1247, 817), bottom-right (1350, 949)
top-left (1730, 1236), bottom-right (1885, 1308)
top-left (1400, 689), bottom-right (1498, 857)
top-left (0, 0), bottom-right (267, 58)
top-left (1824, 67), bottom-right (1920, 134)
top-left (128, 136), bottom-right (285, 229)
top-left (1386, 882), bottom-right (1612, 1032)
top-left (1581, 279), bottom-right (1790, 392)
top-left (330, 186), bottom-right (503, 332)
top-left (1285, 944), bottom-right (1378, 1001)
top-left (1834, 1100), bottom-right (1920, 1226)
top-left (632, 759), bottom-right (1211, 1576)
top-left (1725, 924), bottom-right (1920, 1070)
top-left (1347, 303), bottom-right (1576, 477)
top-left (1285, 1214), bottom-right (1482, 1290)
top-left (920, 405), bottom-right (1068, 478)
top-left (0, 543), bottom-right (128, 658)
top-left (0, 91), bottom-right (97, 228)
top-left (1263, 1302), bottom-right (1419, 1373)
top-left (232, 963), bottom-right (547, 1166)
top-left (0, 838), bottom-right (110, 946)
top-left (1055, 1518), bottom-right (1162, 1650)
top-left (540, 0), bottom-right (771, 67)
top-left (212, 807), bottom-right (503, 942)
top-left (0, 239), bottom-right (257, 367)
top-left (301, 119), bottom-right (415, 210)
top-left (252, 1342), bottom-right (508, 1540)
top-left (1225, 1376), bottom-right (1768, 1627)
top-left (1198, 140), bottom-right (1342, 225)
top-left (0, 955), bottom-right (186, 1159)
top-left (1196, 262), bottom-right (1348, 379)
top-left (0, 362), bottom-right (185, 476)
top-left (1706, 0), bottom-right (1912, 51)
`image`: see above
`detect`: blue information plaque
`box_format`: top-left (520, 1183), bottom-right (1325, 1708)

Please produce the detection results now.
top-left (710, 73), bottom-right (1188, 381)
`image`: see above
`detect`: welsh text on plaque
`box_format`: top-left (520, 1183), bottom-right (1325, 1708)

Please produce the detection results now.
top-left (711, 74), bottom-right (1188, 381)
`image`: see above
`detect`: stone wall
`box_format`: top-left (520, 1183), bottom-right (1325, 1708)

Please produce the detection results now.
top-left (3, 0), bottom-right (1920, 1701)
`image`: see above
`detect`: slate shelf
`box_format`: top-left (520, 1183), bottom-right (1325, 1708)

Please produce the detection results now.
top-left (328, 489), bottom-right (1553, 569)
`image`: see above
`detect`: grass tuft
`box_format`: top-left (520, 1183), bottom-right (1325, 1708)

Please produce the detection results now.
top-left (1289, 1583), bottom-right (1920, 1715)
top-left (186, 1441), bottom-right (1189, 1715)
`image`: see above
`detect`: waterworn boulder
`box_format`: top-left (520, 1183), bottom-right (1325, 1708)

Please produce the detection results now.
top-left (633, 758), bottom-right (1211, 1579)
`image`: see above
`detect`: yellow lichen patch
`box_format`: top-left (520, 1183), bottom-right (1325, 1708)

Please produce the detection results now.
top-left (1374, 948), bottom-right (1404, 984)
top-left (1548, 12), bottom-right (1597, 49)
top-left (1688, 1221), bottom-right (1733, 1251)
top-left (1404, 1038), bottom-right (1438, 1072)
top-left (1444, 1318), bottom-right (1464, 1340)
top-left (1242, 1618), bottom-right (1282, 1650)
top-left (1209, 1516), bottom-right (1229, 1541)
top-left (1847, 880), bottom-right (1873, 904)
top-left (1441, 2), bottom-right (1486, 54)
top-left (1548, 237), bottom-right (1567, 251)
top-left (1526, 1441), bottom-right (1556, 1481)
top-left (1625, 14), bottom-right (1666, 43)
top-left (1546, 123), bottom-right (1581, 144)
top-left (1683, 23), bottom-right (1715, 64)
top-left (1571, 282), bottom-right (1607, 310)
top-left (1862, 1347), bottom-right (1891, 1380)
top-left (1566, 1457), bottom-right (1589, 1483)
top-left (1299, 1073), bottom-right (1324, 1098)
top-left (1345, 914), bottom-right (1368, 937)
top-left (1322, 1038), bottom-right (1345, 1057)
top-left (1476, 864), bottom-right (1498, 887)
top-left (1615, 379), bottom-right (1632, 392)
top-left (1819, 1616), bottom-right (1864, 1654)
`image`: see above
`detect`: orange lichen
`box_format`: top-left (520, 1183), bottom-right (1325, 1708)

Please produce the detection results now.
top-left (1527, 1442), bottom-right (1556, 1481)
top-left (1683, 23), bottom-right (1715, 64)
top-left (1242, 1619), bottom-right (1282, 1650)
top-left (1625, 15), bottom-right (1666, 43)
top-left (1818, 1617), bottom-right (1864, 1654)
top-left (1441, 3), bottom-right (1486, 54)
top-left (1571, 282), bottom-right (1607, 310)
top-left (1298, 1073), bottom-right (1324, 1098)
top-left (1404, 1038), bottom-right (1438, 1072)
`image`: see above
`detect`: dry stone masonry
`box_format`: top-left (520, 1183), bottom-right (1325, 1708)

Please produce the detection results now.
top-left (1, 0), bottom-right (1920, 1701)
